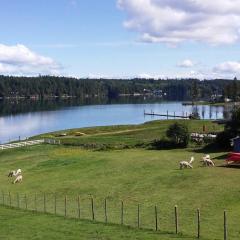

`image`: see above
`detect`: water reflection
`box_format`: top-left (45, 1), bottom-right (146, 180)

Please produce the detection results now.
top-left (0, 98), bottom-right (232, 144)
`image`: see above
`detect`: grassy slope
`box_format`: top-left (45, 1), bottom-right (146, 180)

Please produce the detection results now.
top-left (0, 120), bottom-right (235, 240)
top-left (34, 120), bottom-right (223, 148)
top-left (0, 145), bottom-right (237, 239)
top-left (0, 206), bottom-right (177, 240)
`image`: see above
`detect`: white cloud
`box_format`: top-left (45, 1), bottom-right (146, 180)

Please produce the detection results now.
top-left (137, 71), bottom-right (202, 79)
top-left (213, 61), bottom-right (240, 74)
top-left (137, 73), bottom-right (164, 79)
top-left (177, 59), bottom-right (195, 68)
top-left (0, 44), bottom-right (62, 76)
top-left (117, 0), bottom-right (240, 45)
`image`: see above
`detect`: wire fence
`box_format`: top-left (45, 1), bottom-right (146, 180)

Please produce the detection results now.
top-left (0, 191), bottom-right (234, 240)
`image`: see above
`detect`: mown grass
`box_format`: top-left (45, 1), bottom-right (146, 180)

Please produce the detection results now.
top-left (0, 120), bottom-right (235, 240)
top-left (33, 120), bottom-right (223, 149)
top-left (0, 144), bottom-right (237, 239)
top-left (0, 205), bottom-right (179, 240)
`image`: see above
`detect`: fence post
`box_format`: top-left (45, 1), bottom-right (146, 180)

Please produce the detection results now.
top-left (155, 206), bottom-right (158, 231)
top-left (121, 201), bottom-right (124, 225)
top-left (25, 194), bottom-right (27, 210)
top-left (54, 194), bottom-right (57, 215)
top-left (104, 198), bottom-right (107, 223)
top-left (197, 208), bottom-right (200, 239)
top-left (44, 193), bottom-right (46, 213)
top-left (137, 204), bottom-right (140, 229)
top-left (64, 195), bottom-right (67, 218)
top-left (77, 196), bottom-right (80, 219)
top-left (91, 198), bottom-right (95, 221)
top-left (175, 205), bottom-right (178, 234)
top-left (34, 193), bottom-right (37, 212)
top-left (224, 210), bottom-right (227, 240)
top-left (9, 192), bottom-right (11, 207)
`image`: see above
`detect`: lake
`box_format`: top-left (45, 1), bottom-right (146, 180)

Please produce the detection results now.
top-left (0, 98), bottom-right (227, 144)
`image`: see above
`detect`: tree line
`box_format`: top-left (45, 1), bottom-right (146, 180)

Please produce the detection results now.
top-left (0, 75), bottom-right (237, 101)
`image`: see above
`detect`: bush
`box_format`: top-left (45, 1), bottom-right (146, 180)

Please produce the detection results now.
top-left (214, 107), bottom-right (240, 150)
top-left (150, 138), bottom-right (179, 150)
top-left (166, 122), bottom-right (189, 147)
top-left (215, 131), bottom-right (232, 150)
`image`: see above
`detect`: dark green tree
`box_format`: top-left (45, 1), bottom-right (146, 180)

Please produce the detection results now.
top-left (191, 80), bottom-right (199, 104)
top-left (225, 107), bottom-right (240, 136)
top-left (216, 107), bottom-right (240, 149)
top-left (166, 123), bottom-right (189, 147)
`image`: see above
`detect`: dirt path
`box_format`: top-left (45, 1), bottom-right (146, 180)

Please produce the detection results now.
top-left (82, 126), bottom-right (159, 137)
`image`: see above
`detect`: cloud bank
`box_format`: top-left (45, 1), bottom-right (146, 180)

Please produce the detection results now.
top-left (177, 59), bottom-right (195, 68)
top-left (0, 44), bottom-right (62, 76)
top-left (213, 61), bottom-right (240, 75)
top-left (117, 0), bottom-right (240, 45)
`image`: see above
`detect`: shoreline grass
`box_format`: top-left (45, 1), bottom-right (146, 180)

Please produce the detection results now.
top-left (31, 120), bottom-right (223, 149)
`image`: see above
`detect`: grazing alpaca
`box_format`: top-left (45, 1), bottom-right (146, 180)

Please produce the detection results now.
top-left (179, 157), bottom-right (194, 169)
top-left (8, 169), bottom-right (21, 177)
top-left (202, 155), bottom-right (215, 167)
top-left (13, 175), bottom-right (22, 184)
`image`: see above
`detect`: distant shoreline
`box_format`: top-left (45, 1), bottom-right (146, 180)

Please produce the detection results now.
top-left (182, 101), bottom-right (240, 106)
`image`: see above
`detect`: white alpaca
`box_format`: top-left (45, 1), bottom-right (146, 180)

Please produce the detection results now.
top-left (13, 175), bottom-right (23, 184)
top-left (8, 169), bottom-right (21, 177)
top-left (179, 157), bottom-right (194, 169)
top-left (202, 155), bottom-right (215, 167)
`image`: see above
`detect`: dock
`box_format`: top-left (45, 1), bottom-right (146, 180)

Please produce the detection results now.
top-left (144, 110), bottom-right (190, 119)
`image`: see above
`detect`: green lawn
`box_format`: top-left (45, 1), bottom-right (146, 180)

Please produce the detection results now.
top-left (0, 120), bottom-right (237, 240)
top-left (0, 206), bottom-right (178, 240)
top-left (34, 120), bottom-right (223, 148)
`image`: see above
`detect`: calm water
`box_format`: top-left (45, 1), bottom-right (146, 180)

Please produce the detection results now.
top-left (0, 99), bottom-right (226, 144)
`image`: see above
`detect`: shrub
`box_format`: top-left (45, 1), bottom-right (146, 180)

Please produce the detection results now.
top-left (150, 138), bottom-right (179, 150)
top-left (214, 107), bottom-right (240, 150)
top-left (215, 131), bottom-right (232, 150)
top-left (166, 122), bottom-right (189, 147)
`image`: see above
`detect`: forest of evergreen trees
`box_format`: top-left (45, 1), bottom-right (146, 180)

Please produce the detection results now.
top-left (0, 75), bottom-right (238, 101)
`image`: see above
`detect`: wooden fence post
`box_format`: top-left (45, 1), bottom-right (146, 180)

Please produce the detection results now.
top-left (224, 210), bottom-right (227, 240)
top-left (197, 208), bottom-right (200, 239)
top-left (77, 196), bottom-right (80, 219)
top-left (9, 192), bottom-right (11, 207)
top-left (44, 193), bottom-right (46, 213)
top-left (34, 193), bottom-right (37, 212)
top-left (121, 201), bottom-right (124, 225)
top-left (91, 198), bottom-right (95, 221)
top-left (64, 195), bottom-right (67, 218)
top-left (175, 205), bottom-right (178, 234)
top-left (104, 198), bottom-right (107, 223)
top-left (155, 206), bottom-right (158, 231)
top-left (137, 204), bottom-right (140, 229)
top-left (25, 194), bottom-right (27, 210)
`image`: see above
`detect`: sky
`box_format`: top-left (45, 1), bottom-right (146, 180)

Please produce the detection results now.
top-left (1, 0), bottom-right (240, 79)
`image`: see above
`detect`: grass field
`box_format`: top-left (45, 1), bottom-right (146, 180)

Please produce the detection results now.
top-left (34, 120), bottom-right (223, 149)
top-left (1, 120), bottom-right (238, 240)
top-left (0, 205), bottom-right (181, 240)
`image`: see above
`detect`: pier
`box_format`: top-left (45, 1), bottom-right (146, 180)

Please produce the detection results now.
top-left (144, 110), bottom-right (190, 119)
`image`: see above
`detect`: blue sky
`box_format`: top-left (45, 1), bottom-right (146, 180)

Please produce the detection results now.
top-left (1, 0), bottom-right (240, 79)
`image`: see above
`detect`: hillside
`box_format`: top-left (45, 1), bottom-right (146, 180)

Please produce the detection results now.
top-left (0, 120), bottom-right (238, 239)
